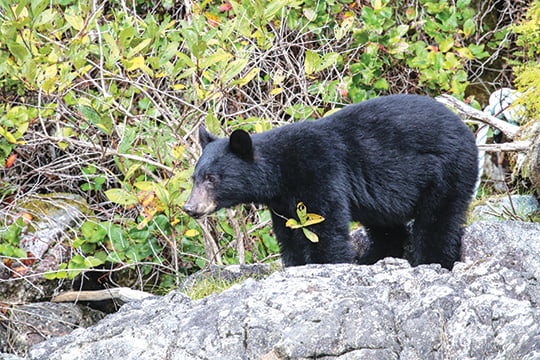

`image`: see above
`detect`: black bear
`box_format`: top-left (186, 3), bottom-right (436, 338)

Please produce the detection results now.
top-left (183, 94), bottom-right (478, 269)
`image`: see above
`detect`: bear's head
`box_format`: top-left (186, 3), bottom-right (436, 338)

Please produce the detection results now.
top-left (183, 126), bottom-right (256, 218)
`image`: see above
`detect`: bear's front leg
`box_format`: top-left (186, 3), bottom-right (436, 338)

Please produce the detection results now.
top-left (270, 210), bottom-right (355, 266)
top-left (270, 211), bottom-right (308, 266)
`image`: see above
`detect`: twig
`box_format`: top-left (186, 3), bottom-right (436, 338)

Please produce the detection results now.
top-left (477, 141), bottom-right (531, 152)
top-left (436, 94), bottom-right (520, 139)
top-left (30, 131), bottom-right (174, 173)
top-left (227, 208), bottom-right (246, 264)
top-left (52, 288), bottom-right (154, 303)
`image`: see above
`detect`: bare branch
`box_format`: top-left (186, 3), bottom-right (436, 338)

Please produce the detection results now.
top-left (30, 132), bottom-right (174, 173)
top-left (436, 94), bottom-right (520, 139)
top-left (478, 141), bottom-right (531, 152)
top-left (52, 288), bottom-right (153, 303)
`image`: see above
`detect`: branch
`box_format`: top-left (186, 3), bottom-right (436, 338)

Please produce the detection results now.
top-left (52, 288), bottom-right (154, 303)
top-left (436, 94), bottom-right (520, 139)
top-left (31, 131), bottom-right (174, 173)
top-left (478, 141), bottom-right (531, 152)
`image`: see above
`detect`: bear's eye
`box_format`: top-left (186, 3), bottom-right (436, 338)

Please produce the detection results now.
top-left (204, 174), bottom-right (218, 183)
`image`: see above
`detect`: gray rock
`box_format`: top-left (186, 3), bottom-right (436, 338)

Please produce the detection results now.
top-left (0, 353), bottom-right (26, 360)
top-left (28, 221), bottom-right (540, 360)
top-left (462, 220), bottom-right (540, 278)
top-left (1, 303), bottom-right (104, 357)
top-left (179, 263), bottom-right (281, 295)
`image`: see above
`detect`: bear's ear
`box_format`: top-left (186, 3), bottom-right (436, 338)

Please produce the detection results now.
top-left (199, 126), bottom-right (218, 149)
top-left (229, 129), bottom-right (253, 160)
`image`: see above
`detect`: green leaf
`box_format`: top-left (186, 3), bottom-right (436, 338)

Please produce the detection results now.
top-left (264, 0), bottom-right (288, 20)
top-left (31, 0), bottom-right (48, 16)
top-left (229, 67), bottom-right (260, 87)
top-left (80, 221), bottom-right (108, 243)
top-left (127, 38), bottom-right (152, 58)
top-left (84, 255), bottom-right (105, 268)
top-left (7, 42), bottom-right (30, 62)
top-left (222, 58), bottom-right (249, 83)
top-left (134, 181), bottom-right (155, 191)
top-left (68, 254), bottom-right (86, 268)
top-left (43, 263), bottom-right (68, 280)
top-left (13, 247), bottom-right (27, 258)
top-left (205, 111), bottom-right (221, 135)
top-left (335, 17), bottom-right (354, 41)
top-left (305, 50), bottom-right (321, 75)
top-left (439, 37), bottom-right (454, 53)
top-left (102, 33), bottom-right (121, 63)
top-left (302, 228), bottom-right (319, 243)
top-left (374, 78), bottom-right (389, 90)
top-left (79, 105), bottom-right (112, 134)
top-left (65, 13), bottom-right (84, 31)
top-left (318, 53), bottom-right (340, 72)
top-left (463, 18), bottom-right (475, 37)
top-left (198, 50), bottom-right (232, 69)
top-left (124, 163), bottom-right (142, 181)
top-left (153, 182), bottom-right (169, 205)
top-left (119, 26), bottom-right (136, 48)
top-left (105, 188), bottom-right (138, 206)
top-left (296, 202), bottom-right (308, 224)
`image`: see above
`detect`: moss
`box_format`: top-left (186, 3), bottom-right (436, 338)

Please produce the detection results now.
top-left (5, 193), bottom-right (95, 232)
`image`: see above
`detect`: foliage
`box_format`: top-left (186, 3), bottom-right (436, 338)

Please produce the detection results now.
top-left (0, 0), bottom-right (528, 293)
top-left (0, 217), bottom-right (27, 258)
top-left (285, 202), bottom-right (325, 243)
top-left (511, 0), bottom-right (540, 120)
top-left (348, 0), bottom-right (488, 102)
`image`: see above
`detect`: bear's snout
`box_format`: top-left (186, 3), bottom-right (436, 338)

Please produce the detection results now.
top-left (183, 185), bottom-right (218, 218)
top-left (182, 203), bottom-right (199, 218)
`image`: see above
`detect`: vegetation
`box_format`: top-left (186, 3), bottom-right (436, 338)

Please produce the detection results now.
top-left (0, 0), bottom-right (536, 294)
top-left (512, 0), bottom-right (540, 120)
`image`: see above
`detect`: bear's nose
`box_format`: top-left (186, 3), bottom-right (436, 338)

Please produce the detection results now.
top-left (183, 204), bottom-right (196, 217)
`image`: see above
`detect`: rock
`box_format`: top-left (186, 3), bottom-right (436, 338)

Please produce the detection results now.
top-left (3, 193), bottom-right (93, 259)
top-left (0, 193), bottom-right (94, 306)
top-left (179, 263), bottom-right (280, 297)
top-left (472, 195), bottom-right (539, 221)
top-left (0, 353), bottom-right (26, 360)
top-left (0, 303), bottom-right (105, 357)
top-left (462, 220), bottom-right (540, 279)
top-left (27, 221), bottom-right (540, 360)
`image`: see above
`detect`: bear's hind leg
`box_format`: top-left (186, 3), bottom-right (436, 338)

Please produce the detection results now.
top-left (356, 224), bottom-right (408, 265)
top-left (311, 220), bottom-right (356, 264)
top-left (411, 198), bottom-right (467, 269)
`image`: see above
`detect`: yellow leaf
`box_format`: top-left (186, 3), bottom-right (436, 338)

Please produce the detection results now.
top-left (172, 145), bottom-right (185, 160)
top-left (270, 87), bottom-right (283, 95)
top-left (185, 229), bottom-right (200, 237)
top-left (0, 127), bottom-right (18, 144)
top-left (134, 181), bottom-right (155, 191)
top-left (230, 67), bottom-right (260, 87)
top-left (456, 48), bottom-right (474, 60)
top-left (304, 213), bottom-right (325, 226)
top-left (126, 56), bottom-right (145, 71)
top-left (285, 218), bottom-right (301, 229)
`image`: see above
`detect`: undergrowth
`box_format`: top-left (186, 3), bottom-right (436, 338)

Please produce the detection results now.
top-left (0, 0), bottom-right (534, 294)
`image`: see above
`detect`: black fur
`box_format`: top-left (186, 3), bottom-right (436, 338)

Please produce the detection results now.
top-left (186, 95), bottom-right (478, 269)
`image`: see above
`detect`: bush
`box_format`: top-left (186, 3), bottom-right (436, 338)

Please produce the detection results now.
top-left (0, 0), bottom-right (526, 292)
